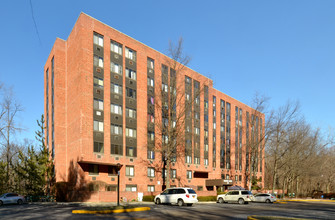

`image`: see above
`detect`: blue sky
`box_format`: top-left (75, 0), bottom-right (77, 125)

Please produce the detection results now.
top-left (0, 0), bottom-right (334, 143)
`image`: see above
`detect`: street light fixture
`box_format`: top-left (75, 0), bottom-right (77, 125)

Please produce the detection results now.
top-left (117, 163), bottom-right (121, 206)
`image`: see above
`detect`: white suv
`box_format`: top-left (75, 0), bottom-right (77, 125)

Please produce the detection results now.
top-left (217, 190), bottom-right (253, 204)
top-left (154, 187), bottom-right (198, 206)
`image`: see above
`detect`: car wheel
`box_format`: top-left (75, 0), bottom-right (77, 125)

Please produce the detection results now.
top-left (17, 199), bottom-right (23, 205)
top-left (177, 199), bottom-right (184, 207)
top-left (0, 201), bottom-right (3, 206)
top-left (238, 198), bottom-right (245, 205)
top-left (218, 198), bottom-right (224, 204)
top-left (155, 198), bottom-right (161, 205)
top-left (265, 199), bottom-right (271, 203)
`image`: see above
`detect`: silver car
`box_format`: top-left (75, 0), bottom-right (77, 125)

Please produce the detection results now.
top-left (253, 193), bottom-right (277, 203)
top-left (217, 190), bottom-right (254, 204)
top-left (0, 193), bottom-right (26, 206)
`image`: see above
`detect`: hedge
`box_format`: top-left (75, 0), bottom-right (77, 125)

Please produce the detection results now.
top-left (197, 196), bottom-right (217, 201)
top-left (143, 195), bottom-right (155, 202)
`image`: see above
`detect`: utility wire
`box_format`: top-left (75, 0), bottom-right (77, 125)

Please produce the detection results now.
top-left (29, 0), bottom-right (42, 47)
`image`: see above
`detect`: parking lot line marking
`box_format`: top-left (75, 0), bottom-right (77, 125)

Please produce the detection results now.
top-left (72, 207), bottom-right (150, 214)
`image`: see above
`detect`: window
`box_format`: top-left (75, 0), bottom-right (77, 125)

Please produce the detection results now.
top-left (235, 175), bottom-right (238, 181)
top-left (185, 76), bottom-right (191, 84)
top-left (186, 93), bottom-right (190, 101)
top-left (186, 155), bottom-right (192, 163)
top-left (195, 127), bottom-right (200, 135)
top-left (111, 83), bottom-right (122, 95)
top-left (111, 62), bottom-right (122, 75)
top-left (204, 100), bottom-right (209, 108)
top-left (147, 58), bottom-right (154, 69)
top-left (93, 99), bottom-right (103, 110)
top-left (125, 47), bottom-right (136, 61)
top-left (195, 96), bottom-right (200, 104)
top-left (204, 158), bottom-right (209, 165)
top-left (93, 33), bottom-right (103, 47)
top-left (126, 146), bottom-right (136, 157)
top-left (111, 144), bottom-right (122, 155)
top-left (106, 185), bottom-right (117, 191)
top-left (93, 120), bottom-right (104, 132)
top-left (93, 55), bottom-right (103, 68)
top-left (147, 150), bottom-right (155, 159)
top-left (111, 104), bottom-right (122, 115)
top-left (213, 122), bottom-right (216, 129)
top-left (171, 169), bottom-right (176, 179)
top-left (126, 88), bottom-right (136, 99)
top-left (195, 112), bottom-right (200, 120)
top-left (147, 78), bottom-right (154, 87)
top-left (126, 68), bottom-right (136, 80)
top-left (205, 144), bottom-right (209, 151)
top-left (239, 175), bottom-right (242, 182)
top-left (195, 157), bottom-right (200, 164)
top-left (147, 167), bottom-right (155, 177)
top-left (148, 96), bottom-right (154, 105)
top-left (111, 40), bottom-right (122, 55)
top-left (111, 124), bottom-right (122, 135)
top-left (226, 174), bottom-right (230, 179)
top-left (89, 164), bottom-right (99, 175)
top-left (205, 130), bottom-right (208, 137)
top-left (148, 132), bottom-right (154, 141)
top-left (147, 114), bottom-right (154, 123)
top-left (148, 185), bottom-right (155, 192)
top-left (162, 83), bottom-right (168, 92)
top-left (126, 128), bottom-right (137, 138)
top-left (94, 142), bottom-right (103, 153)
top-left (187, 170), bottom-right (192, 179)
top-left (94, 77), bottom-right (103, 88)
top-left (126, 166), bottom-right (134, 176)
top-left (126, 185), bottom-right (137, 192)
top-left (126, 108), bottom-right (136, 118)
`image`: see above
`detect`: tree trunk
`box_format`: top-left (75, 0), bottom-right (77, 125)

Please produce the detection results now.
top-left (272, 159), bottom-right (278, 193)
top-left (166, 160), bottom-right (170, 188)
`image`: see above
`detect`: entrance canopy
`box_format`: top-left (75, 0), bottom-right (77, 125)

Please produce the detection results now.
top-left (205, 179), bottom-right (233, 187)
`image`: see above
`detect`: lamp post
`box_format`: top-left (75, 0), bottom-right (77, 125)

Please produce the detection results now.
top-left (117, 163), bottom-right (121, 206)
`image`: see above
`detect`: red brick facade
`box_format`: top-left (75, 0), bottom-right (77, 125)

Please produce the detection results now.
top-left (44, 13), bottom-right (265, 202)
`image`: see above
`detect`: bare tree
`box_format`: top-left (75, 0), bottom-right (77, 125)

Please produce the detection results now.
top-left (265, 100), bottom-right (300, 193)
top-left (0, 86), bottom-right (23, 190)
top-left (242, 93), bottom-right (270, 191)
top-left (145, 38), bottom-right (205, 189)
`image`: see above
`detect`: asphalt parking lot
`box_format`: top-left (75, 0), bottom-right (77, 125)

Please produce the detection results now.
top-left (0, 201), bottom-right (334, 219)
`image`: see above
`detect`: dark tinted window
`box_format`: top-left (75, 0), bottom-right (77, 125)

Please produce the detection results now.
top-left (241, 191), bottom-right (252, 195)
top-left (187, 189), bottom-right (196, 194)
top-left (177, 189), bottom-right (186, 194)
top-left (231, 191), bottom-right (239, 195)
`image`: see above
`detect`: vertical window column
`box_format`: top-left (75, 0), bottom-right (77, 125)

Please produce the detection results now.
top-left (93, 32), bottom-right (104, 154)
top-left (110, 39), bottom-right (123, 156)
top-left (125, 47), bottom-right (137, 157)
top-left (185, 76), bottom-right (192, 164)
top-left (212, 96), bottom-right (216, 168)
top-left (193, 80), bottom-right (200, 165)
top-left (147, 58), bottom-right (155, 160)
top-left (204, 86), bottom-right (209, 166)
top-left (226, 102), bottom-right (231, 169)
top-left (220, 100), bottom-right (225, 169)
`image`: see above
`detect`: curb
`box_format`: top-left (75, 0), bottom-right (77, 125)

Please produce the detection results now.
top-left (278, 199), bottom-right (335, 203)
top-left (72, 207), bottom-right (150, 214)
top-left (247, 215), bottom-right (310, 220)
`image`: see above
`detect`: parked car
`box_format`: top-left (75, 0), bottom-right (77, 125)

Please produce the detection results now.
top-left (154, 187), bottom-right (198, 206)
top-left (253, 193), bottom-right (277, 203)
top-left (0, 193), bottom-right (26, 206)
top-left (217, 190), bottom-right (254, 204)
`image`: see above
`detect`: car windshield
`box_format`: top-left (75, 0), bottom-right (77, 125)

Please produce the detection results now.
top-left (0, 194), bottom-right (5, 198)
top-left (187, 189), bottom-right (196, 194)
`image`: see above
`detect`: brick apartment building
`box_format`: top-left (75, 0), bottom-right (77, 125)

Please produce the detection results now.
top-left (44, 13), bottom-right (264, 202)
